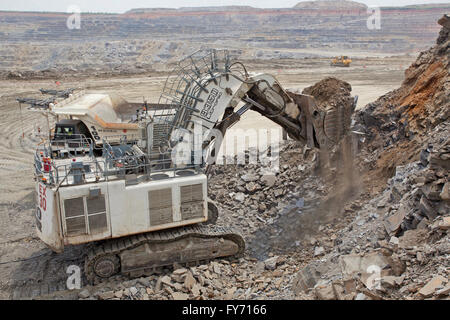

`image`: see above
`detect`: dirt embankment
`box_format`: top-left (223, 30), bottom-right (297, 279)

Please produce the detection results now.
top-left (354, 15), bottom-right (449, 192)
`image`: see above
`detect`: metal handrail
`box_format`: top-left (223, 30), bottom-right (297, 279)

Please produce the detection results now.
top-left (157, 49), bottom-right (231, 146)
top-left (35, 142), bottom-right (204, 187)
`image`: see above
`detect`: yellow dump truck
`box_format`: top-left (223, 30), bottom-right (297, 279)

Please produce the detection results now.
top-left (331, 56), bottom-right (352, 67)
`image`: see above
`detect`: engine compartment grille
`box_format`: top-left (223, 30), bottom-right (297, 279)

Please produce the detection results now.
top-left (148, 188), bottom-right (173, 226)
top-left (63, 194), bottom-right (108, 236)
top-left (180, 184), bottom-right (204, 220)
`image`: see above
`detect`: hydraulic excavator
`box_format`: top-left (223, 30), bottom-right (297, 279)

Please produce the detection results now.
top-left (24, 49), bottom-right (356, 283)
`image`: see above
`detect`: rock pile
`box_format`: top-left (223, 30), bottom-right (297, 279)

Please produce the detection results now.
top-left (75, 256), bottom-right (303, 300)
top-left (292, 139), bottom-right (449, 300)
top-left (207, 141), bottom-right (326, 240)
top-left (383, 129), bottom-right (449, 237)
top-left (302, 77), bottom-right (353, 112)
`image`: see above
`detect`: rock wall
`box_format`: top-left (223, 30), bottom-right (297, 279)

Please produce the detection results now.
top-left (354, 14), bottom-right (449, 185)
top-left (0, 5), bottom-right (447, 73)
top-left (292, 15), bottom-right (450, 300)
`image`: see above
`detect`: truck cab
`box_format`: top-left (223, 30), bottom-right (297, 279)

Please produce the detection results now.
top-left (54, 119), bottom-right (91, 140)
top-left (51, 119), bottom-right (94, 158)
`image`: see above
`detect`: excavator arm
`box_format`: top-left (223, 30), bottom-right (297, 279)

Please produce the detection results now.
top-left (156, 50), bottom-right (354, 165)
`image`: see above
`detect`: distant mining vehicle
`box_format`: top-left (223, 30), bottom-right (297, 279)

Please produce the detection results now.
top-left (19, 49), bottom-right (356, 283)
top-left (331, 56), bottom-right (352, 67)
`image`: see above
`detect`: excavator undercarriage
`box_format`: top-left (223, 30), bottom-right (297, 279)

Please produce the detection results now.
top-left (85, 224), bottom-right (245, 284)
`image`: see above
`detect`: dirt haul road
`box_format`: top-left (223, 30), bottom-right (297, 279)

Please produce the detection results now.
top-left (0, 55), bottom-right (414, 299)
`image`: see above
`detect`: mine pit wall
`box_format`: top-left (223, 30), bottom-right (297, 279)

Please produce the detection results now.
top-left (37, 174), bottom-right (208, 252)
top-left (352, 14), bottom-right (449, 188)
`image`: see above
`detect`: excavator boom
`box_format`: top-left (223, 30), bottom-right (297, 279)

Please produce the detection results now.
top-left (157, 49), bottom-right (355, 164)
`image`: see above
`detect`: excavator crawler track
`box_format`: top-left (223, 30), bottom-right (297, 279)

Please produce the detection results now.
top-left (85, 224), bottom-right (245, 284)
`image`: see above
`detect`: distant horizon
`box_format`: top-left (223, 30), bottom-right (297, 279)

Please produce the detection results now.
top-left (0, 0), bottom-right (449, 14)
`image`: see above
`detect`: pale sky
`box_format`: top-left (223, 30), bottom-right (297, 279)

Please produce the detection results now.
top-left (0, 0), bottom-right (448, 13)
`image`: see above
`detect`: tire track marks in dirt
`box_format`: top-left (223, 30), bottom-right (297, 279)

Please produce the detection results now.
top-left (0, 95), bottom-right (50, 199)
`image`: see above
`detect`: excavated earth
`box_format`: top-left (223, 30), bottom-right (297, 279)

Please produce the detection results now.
top-left (0, 16), bottom-right (448, 301)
